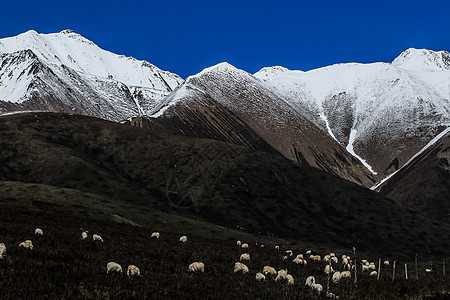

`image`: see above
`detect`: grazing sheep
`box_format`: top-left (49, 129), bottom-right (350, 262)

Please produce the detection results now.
top-left (189, 262), bottom-right (205, 273)
top-left (234, 262), bottom-right (249, 274)
top-left (293, 258), bottom-right (303, 264)
top-left (312, 283), bottom-right (323, 293)
top-left (236, 240), bottom-right (241, 246)
top-left (285, 250), bottom-right (293, 256)
top-left (106, 262), bottom-right (122, 273)
top-left (19, 240), bottom-right (33, 250)
top-left (275, 245), bottom-right (280, 250)
top-left (341, 271), bottom-right (351, 278)
top-left (81, 231), bottom-right (88, 240)
top-left (361, 259), bottom-right (368, 264)
top-left (282, 255), bottom-right (288, 261)
top-left (342, 257), bottom-right (349, 265)
top-left (35, 228), bottom-right (43, 235)
top-left (261, 245), bottom-right (264, 248)
top-left (241, 243), bottom-right (249, 249)
top-left (384, 260), bottom-right (390, 266)
top-left (127, 265), bottom-right (141, 277)
top-left (93, 234), bottom-right (104, 242)
top-left (330, 253), bottom-right (335, 257)
top-left (369, 262), bottom-right (376, 271)
top-left (0, 243), bottom-right (6, 259)
top-left (151, 232), bottom-right (160, 239)
top-left (324, 265), bottom-right (334, 275)
top-left (324, 255), bottom-right (331, 262)
top-left (275, 269), bottom-right (288, 282)
top-left (370, 271), bottom-right (377, 277)
top-left (425, 268), bottom-right (432, 273)
top-left (240, 253), bottom-right (250, 261)
top-left (255, 272), bottom-right (266, 281)
top-left (263, 266), bottom-right (277, 276)
top-left (332, 271), bottom-right (341, 283)
top-left (179, 236), bottom-right (188, 243)
top-left (311, 255), bottom-right (321, 261)
top-left (331, 256), bottom-right (338, 264)
top-left (306, 250), bottom-right (312, 255)
top-left (362, 264), bottom-right (370, 272)
top-left (286, 274), bottom-right (295, 285)
top-left (296, 254), bottom-right (304, 259)
top-left (305, 276), bottom-right (315, 287)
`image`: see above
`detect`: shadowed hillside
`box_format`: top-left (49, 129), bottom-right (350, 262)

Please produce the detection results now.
top-left (0, 112), bottom-right (449, 259)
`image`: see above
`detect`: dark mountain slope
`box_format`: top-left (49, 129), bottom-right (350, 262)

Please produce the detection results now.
top-left (379, 131), bottom-right (450, 223)
top-left (0, 112), bottom-right (449, 258)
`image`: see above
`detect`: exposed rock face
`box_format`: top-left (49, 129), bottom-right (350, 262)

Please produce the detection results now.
top-left (152, 63), bottom-right (376, 187)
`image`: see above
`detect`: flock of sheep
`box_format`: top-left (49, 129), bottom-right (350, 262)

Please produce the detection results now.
top-left (0, 226), bottom-right (436, 297)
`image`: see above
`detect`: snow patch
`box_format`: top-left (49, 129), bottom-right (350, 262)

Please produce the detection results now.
top-left (346, 129), bottom-right (377, 175)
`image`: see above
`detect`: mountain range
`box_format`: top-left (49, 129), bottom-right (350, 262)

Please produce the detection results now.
top-left (1, 30), bottom-right (449, 225)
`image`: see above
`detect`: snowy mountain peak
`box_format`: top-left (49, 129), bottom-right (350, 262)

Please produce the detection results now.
top-left (254, 66), bottom-right (292, 82)
top-left (393, 48), bottom-right (450, 71)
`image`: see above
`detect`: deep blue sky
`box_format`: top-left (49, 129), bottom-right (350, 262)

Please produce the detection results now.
top-left (2, 0), bottom-right (450, 78)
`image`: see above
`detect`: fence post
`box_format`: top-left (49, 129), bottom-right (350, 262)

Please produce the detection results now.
top-left (377, 258), bottom-right (381, 280)
top-left (443, 261), bottom-right (445, 275)
top-left (405, 263), bottom-right (408, 280)
top-left (415, 254), bottom-right (418, 280)
top-left (353, 247), bottom-right (357, 285)
top-left (392, 261), bottom-right (396, 281)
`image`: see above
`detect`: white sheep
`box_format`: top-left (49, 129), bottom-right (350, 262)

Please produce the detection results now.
top-left (361, 259), bottom-right (368, 264)
top-left (189, 262), bottom-right (205, 273)
top-left (240, 253), bottom-right (250, 261)
top-left (127, 265), bottom-right (141, 277)
top-left (362, 264), bottom-right (370, 272)
top-left (384, 260), bottom-right (390, 266)
top-left (19, 240), bottom-right (33, 250)
top-left (324, 265), bottom-right (334, 274)
top-left (332, 271), bottom-right (341, 283)
top-left (306, 250), bottom-right (312, 255)
top-left (234, 262), bottom-right (249, 274)
top-left (35, 228), bottom-right (43, 235)
top-left (330, 253), bottom-right (335, 257)
top-left (370, 271), bottom-right (377, 277)
top-left (425, 268), bottom-right (432, 273)
top-left (331, 256), bottom-right (338, 264)
top-left (293, 258), bottom-right (303, 264)
top-left (341, 271), bottom-right (351, 278)
top-left (342, 257), bottom-right (349, 265)
top-left (275, 245), bottom-right (280, 250)
top-left (286, 274), bottom-right (295, 285)
top-left (81, 231), bottom-right (88, 240)
top-left (93, 234), bottom-right (104, 242)
top-left (324, 255), bottom-right (331, 262)
top-left (296, 254), bottom-right (303, 259)
top-left (236, 240), bottom-right (241, 246)
top-left (369, 262), bottom-right (376, 271)
top-left (311, 255), bottom-right (321, 261)
top-left (285, 250), bottom-right (293, 256)
top-left (255, 272), bottom-right (266, 281)
top-left (263, 266), bottom-right (277, 276)
top-left (305, 276), bottom-right (315, 287)
top-left (241, 243), bottom-right (249, 249)
top-left (179, 236), bottom-right (188, 243)
top-left (312, 283), bottom-right (323, 293)
top-left (151, 232), bottom-right (160, 239)
top-left (0, 243), bottom-right (6, 259)
top-left (275, 269), bottom-right (288, 282)
top-left (260, 244), bottom-right (264, 248)
top-left (107, 262), bottom-right (122, 273)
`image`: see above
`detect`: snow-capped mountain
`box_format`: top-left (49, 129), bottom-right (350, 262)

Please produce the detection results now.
top-left (0, 30), bottom-right (182, 121)
top-left (151, 62), bottom-right (376, 186)
top-left (254, 48), bottom-right (450, 178)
